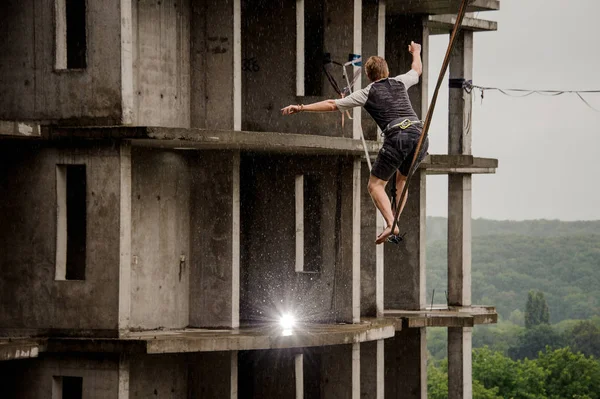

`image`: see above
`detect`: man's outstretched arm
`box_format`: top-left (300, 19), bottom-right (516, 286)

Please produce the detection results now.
top-left (281, 100), bottom-right (337, 115)
top-left (282, 86), bottom-right (369, 116)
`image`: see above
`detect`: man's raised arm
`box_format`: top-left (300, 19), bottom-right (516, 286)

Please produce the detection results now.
top-left (409, 41), bottom-right (422, 76)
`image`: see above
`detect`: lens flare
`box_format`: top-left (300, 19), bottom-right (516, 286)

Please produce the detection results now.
top-left (279, 313), bottom-right (296, 330)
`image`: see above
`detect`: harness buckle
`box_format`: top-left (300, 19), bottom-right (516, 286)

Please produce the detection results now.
top-left (397, 119), bottom-right (412, 129)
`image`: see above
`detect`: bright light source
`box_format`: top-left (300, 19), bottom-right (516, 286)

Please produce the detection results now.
top-left (279, 313), bottom-right (296, 330)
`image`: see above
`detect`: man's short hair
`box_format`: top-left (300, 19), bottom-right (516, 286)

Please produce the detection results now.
top-left (365, 56), bottom-right (389, 82)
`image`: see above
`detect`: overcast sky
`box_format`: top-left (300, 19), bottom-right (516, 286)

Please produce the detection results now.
top-left (425, 0), bottom-right (600, 221)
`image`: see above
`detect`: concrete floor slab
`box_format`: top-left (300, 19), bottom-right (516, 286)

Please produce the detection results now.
top-left (421, 154), bottom-right (498, 174)
top-left (384, 305), bottom-right (498, 328)
top-left (43, 126), bottom-right (381, 156)
top-left (44, 320), bottom-right (396, 355)
top-left (387, 0), bottom-right (499, 15)
top-left (428, 15), bottom-right (498, 35)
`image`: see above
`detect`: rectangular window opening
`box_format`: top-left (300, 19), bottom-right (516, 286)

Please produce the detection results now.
top-left (52, 376), bottom-right (83, 399)
top-left (56, 165), bottom-right (87, 281)
top-left (295, 174), bottom-right (322, 273)
top-left (55, 0), bottom-right (87, 70)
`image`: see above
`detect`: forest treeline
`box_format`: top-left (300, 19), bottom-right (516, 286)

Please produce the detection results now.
top-left (426, 218), bottom-right (600, 397)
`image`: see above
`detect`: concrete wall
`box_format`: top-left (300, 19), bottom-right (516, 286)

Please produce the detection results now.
top-left (240, 154), bottom-right (354, 323)
top-left (130, 148), bottom-right (190, 330)
top-left (132, 0), bottom-right (191, 128)
top-left (189, 151), bottom-right (240, 328)
top-left (239, 349), bottom-right (296, 398)
top-left (129, 354), bottom-right (188, 398)
top-left (0, 354), bottom-right (120, 399)
top-left (129, 352), bottom-right (237, 398)
top-left (0, 142), bottom-right (120, 336)
top-left (0, 0), bottom-right (123, 124)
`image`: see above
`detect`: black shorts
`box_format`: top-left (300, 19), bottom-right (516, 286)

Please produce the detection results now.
top-left (371, 128), bottom-right (429, 180)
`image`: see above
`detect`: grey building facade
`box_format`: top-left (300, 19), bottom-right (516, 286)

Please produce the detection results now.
top-left (0, 0), bottom-right (499, 397)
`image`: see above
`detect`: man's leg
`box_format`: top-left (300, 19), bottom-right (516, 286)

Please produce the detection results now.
top-left (368, 174), bottom-right (400, 244)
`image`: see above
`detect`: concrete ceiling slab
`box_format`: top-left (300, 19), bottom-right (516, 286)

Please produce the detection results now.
top-left (386, 0), bottom-right (500, 15)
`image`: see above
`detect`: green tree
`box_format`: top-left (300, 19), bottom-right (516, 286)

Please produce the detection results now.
top-left (427, 360), bottom-right (448, 399)
top-left (566, 320), bottom-right (600, 358)
top-left (525, 290), bottom-right (550, 329)
top-left (509, 324), bottom-right (565, 360)
top-left (473, 347), bottom-right (547, 398)
top-left (536, 347), bottom-right (600, 399)
top-left (428, 357), bottom-right (502, 399)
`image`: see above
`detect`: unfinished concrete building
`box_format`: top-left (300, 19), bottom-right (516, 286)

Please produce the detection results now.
top-left (0, 0), bottom-right (499, 397)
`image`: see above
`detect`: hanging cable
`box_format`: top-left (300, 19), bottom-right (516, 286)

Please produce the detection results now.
top-left (464, 82), bottom-right (600, 112)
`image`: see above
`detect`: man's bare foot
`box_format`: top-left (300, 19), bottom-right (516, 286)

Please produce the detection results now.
top-left (375, 225), bottom-right (400, 245)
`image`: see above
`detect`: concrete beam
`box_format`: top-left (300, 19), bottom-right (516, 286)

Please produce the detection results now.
top-left (428, 14), bottom-right (498, 35)
top-left (386, 0), bottom-right (500, 15)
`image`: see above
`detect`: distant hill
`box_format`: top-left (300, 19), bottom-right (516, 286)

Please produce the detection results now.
top-left (426, 217), bottom-right (600, 323)
top-left (427, 217), bottom-right (600, 243)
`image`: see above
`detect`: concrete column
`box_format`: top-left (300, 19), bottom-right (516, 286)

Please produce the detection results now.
top-left (449, 327), bottom-right (473, 399)
top-left (193, 0), bottom-right (240, 130)
top-left (448, 30), bottom-right (474, 399)
top-left (118, 355), bottom-right (130, 399)
top-left (449, 31), bottom-right (473, 156)
top-left (120, 0), bottom-right (134, 125)
top-left (352, 0), bottom-right (362, 140)
top-left (384, 169), bottom-right (426, 310)
top-left (385, 328), bottom-right (427, 399)
top-left (360, 162), bottom-right (382, 317)
top-left (361, 340), bottom-right (384, 399)
top-left (448, 30), bottom-right (473, 307)
top-left (190, 151), bottom-right (240, 328)
top-left (118, 142), bottom-right (132, 334)
top-left (386, 15), bottom-right (429, 119)
top-left (335, 158), bottom-right (360, 323)
top-left (352, 160), bottom-right (361, 323)
top-left (384, 16), bottom-right (428, 312)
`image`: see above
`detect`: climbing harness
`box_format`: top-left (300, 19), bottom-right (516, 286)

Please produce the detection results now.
top-left (382, 118), bottom-right (424, 136)
top-left (387, 0), bottom-right (472, 243)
